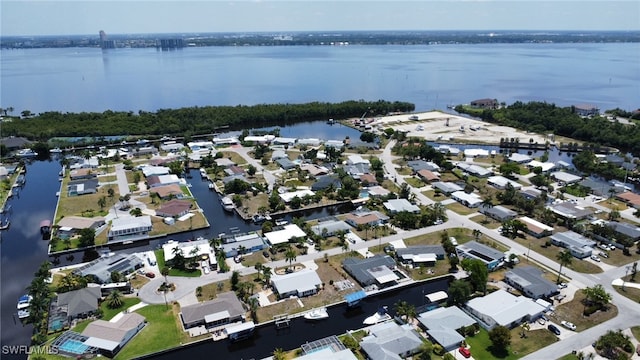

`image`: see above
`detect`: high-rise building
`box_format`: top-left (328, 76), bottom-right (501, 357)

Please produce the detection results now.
top-left (99, 30), bottom-right (116, 49)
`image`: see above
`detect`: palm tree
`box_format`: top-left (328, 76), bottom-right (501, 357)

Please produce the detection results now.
top-left (248, 297), bottom-right (259, 322)
top-left (161, 266), bottom-right (170, 284)
top-left (97, 196), bottom-right (107, 211)
top-left (272, 348), bottom-right (286, 360)
top-left (285, 247), bottom-right (297, 271)
top-left (254, 262), bottom-right (263, 281)
top-left (262, 266), bottom-right (272, 286)
top-left (556, 250), bottom-right (573, 283)
top-left (105, 290), bottom-right (124, 309)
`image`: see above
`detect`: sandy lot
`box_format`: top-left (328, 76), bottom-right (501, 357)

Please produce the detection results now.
top-left (370, 111), bottom-right (549, 145)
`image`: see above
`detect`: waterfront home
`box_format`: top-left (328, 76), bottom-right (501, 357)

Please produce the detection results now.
top-left (324, 139), bottom-right (344, 148)
top-left (264, 224), bottom-right (307, 246)
top-left (244, 135), bottom-right (275, 144)
top-left (220, 232), bottom-right (267, 258)
top-left (548, 201), bottom-right (593, 220)
top-left (298, 336), bottom-right (358, 360)
top-left (360, 322), bottom-right (423, 360)
top-left (68, 157), bottom-right (99, 169)
top-left (383, 198), bottom-right (420, 214)
top-left (212, 136), bottom-right (239, 146)
top-left (311, 219), bottom-right (352, 237)
top-left (464, 289), bottom-right (547, 329)
top-left (81, 313), bottom-right (146, 357)
top-left (132, 146), bottom-right (158, 157)
top-left (550, 231), bottom-right (595, 259)
top-left (151, 184), bottom-right (184, 199)
top-left (573, 103), bottom-right (599, 117)
top-left (298, 138), bottom-right (322, 147)
top-left (141, 165), bottom-right (170, 177)
top-left (518, 216), bottom-right (554, 238)
top-left (155, 199), bottom-right (192, 218)
top-left (344, 209), bottom-right (389, 228)
top-left (456, 241), bottom-right (505, 271)
top-left (550, 171), bottom-right (582, 185)
top-left (107, 215), bottom-right (153, 242)
top-left (579, 178), bottom-right (625, 197)
top-left (67, 179), bottom-right (99, 196)
top-left (365, 185), bottom-right (390, 198)
top-left (0, 136), bottom-right (31, 150)
top-left (359, 173), bottom-right (378, 186)
top-left (57, 216), bottom-right (106, 239)
top-left (180, 292), bottom-right (245, 330)
top-left (163, 238), bottom-right (217, 269)
top-left (508, 153), bottom-right (532, 164)
top-left (146, 174), bottom-right (181, 188)
top-left (311, 175), bottom-right (341, 191)
top-left (470, 98), bottom-right (498, 109)
top-left (342, 255), bottom-right (398, 288)
top-left (271, 269), bottom-right (322, 299)
top-left (417, 306), bottom-right (476, 351)
top-left (395, 245), bottom-right (445, 267)
top-left (487, 175), bottom-right (523, 190)
top-left (504, 266), bottom-right (558, 300)
top-left (527, 160), bottom-right (555, 173)
top-left (74, 253), bottom-right (144, 283)
top-left (407, 160), bottom-right (440, 173)
top-left (273, 137), bottom-right (297, 146)
top-left (69, 168), bottom-right (97, 181)
top-left (279, 189), bottom-right (315, 203)
top-left (479, 205), bottom-right (517, 222)
top-left (186, 141), bottom-right (214, 152)
top-left (160, 141), bottom-right (185, 152)
top-left (52, 287), bottom-right (102, 322)
top-left (463, 148), bottom-right (489, 158)
top-left (451, 191), bottom-right (483, 208)
top-left (300, 163), bottom-right (329, 177)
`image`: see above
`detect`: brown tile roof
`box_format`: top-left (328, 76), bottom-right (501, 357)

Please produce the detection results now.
top-left (616, 191), bottom-right (640, 207)
top-left (157, 199), bottom-right (192, 217)
top-left (359, 173), bottom-right (377, 184)
top-left (345, 213), bottom-right (379, 226)
top-left (152, 184), bottom-right (183, 199)
top-left (417, 169), bottom-right (439, 182)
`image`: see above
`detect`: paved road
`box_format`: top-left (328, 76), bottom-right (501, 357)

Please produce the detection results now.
top-left (137, 139), bottom-right (640, 357)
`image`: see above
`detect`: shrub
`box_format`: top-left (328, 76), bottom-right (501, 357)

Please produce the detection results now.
top-left (432, 344), bottom-right (445, 356)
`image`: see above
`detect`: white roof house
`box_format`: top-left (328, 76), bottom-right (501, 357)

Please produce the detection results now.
top-left (163, 238), bottom-right (214, 263)
top-left (186, 141), bottom-right (214, 151)
top-left (464, 148), bottom-right (490, 158)
top-left (487, 175), bottom-right (523, 190)
top-left (107, 216), bottom-right (152, 242)
top-left (347, 154), bottom-right (370, 165)
top-left (279, 189), bottom-right (315, 203)
top-left (418, 306), bottom-right (476, 351)
top-left (551, 171), bottom-right (582, 184)
top-left (508, 153), bottom-right (532, 164)
top-left (141, 165), bottom-right (170, 177)
top-left (271, 269), bottom-right (322, 299)
top-left (519, 216), bottom-right (554, 237)
top-left (451, 191), bottom-right (483, 208)
top-left (360, 322), bottom-right (423, 360)
top-left (457, 162), bottom-right (493, 177)
top-left (527, 160), bottom-right (555, 173)
top-left (464, 289), bottom-right (547, 329)
top-left (383, 199), bottom-right (420, 213)
top-left (264, 224), bottom-right (307, 245)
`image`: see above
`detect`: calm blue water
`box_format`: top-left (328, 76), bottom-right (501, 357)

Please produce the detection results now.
top-left (1, 43), bottom-right (638, 115)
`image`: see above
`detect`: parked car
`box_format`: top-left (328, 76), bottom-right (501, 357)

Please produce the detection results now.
top-left (557, 282), bottom-right (568, 289)
top-left (561, 320), bottom-right (577, 331)
top-left (548, 324), bottom-right (561, 335)
top-left (599, 244), bottom-right (610, 251)
top-left (449, 237), bottom-right (458, 246)
top-left (555, 294), bottom-right (567, 301)
top-left (145, 272), bottom-right (155, 278)
top-left (590, 255), bottom-right (601, 262)
top-left (608, 244), bottom-right (616, 251)
top-left (234, 256), bottom-right (243, 263)
top-left (203, 266), bottom-right (210, 274)
top-left (262, 251), bottom-right (270, 258)
top-left (599, 251), bottom-right (609, 258)
top-left (458, 347), bottom-right (471, 358)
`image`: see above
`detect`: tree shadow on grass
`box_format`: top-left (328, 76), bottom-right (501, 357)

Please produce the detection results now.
top-left (487, 345), bottom-right (510, 359)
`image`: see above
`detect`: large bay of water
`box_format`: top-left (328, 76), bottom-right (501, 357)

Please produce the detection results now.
top-left (1, 43), bottom-right (639, 115)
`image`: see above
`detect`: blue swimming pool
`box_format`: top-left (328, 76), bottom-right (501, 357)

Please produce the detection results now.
top-left (59, 339), bottom-right (89, 354)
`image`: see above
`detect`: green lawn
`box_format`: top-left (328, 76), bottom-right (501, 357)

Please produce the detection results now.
top-left (101, 297), bottom-right (142, 320)
top-left (445, 202), bottom-right (479, 216)
top-left (114, 305), bottom-right (182, 360)
top-left (154, 249), bottom-right (202, 277)
top-left (465, 327), bottom-right (558, 360)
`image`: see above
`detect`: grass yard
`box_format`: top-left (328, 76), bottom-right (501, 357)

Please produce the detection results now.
top-left (553, 291), bottom-right (618, 332)
top-left (405, 176), bottom-right (426, 188)
top-left (632, 326), bottom-right (640, 342)
top-left (596, 199), bottom-right (628, 211)
top-left (219, 151), bottom-right (248, 165)
top-left (598, 247), bottom-right (640, 267)
top-left (101, 297), bottom-right (142, 320)
top-left (154, 249), bottom-right (202, 277)
top-left (469, 214), bottom-right (502, 229)
top-left (114, 304), bottom-right (183, 360)
top-left (465, 327), bottom-right (558, 360)
top-left (613, 285), bottom-right (640, 303)
top-left (445, 201), bottom-right (479, 216)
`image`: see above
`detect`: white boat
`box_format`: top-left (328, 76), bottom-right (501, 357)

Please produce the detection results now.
top-left (304, 307), bottom-right (329, 320)
top-left (17, 309), bottom-right (30, 319)
top-left (363, 306), bottom-right (392, 325)
top-left (275, 219), bottom-right (289, 226)
top-left (17, 294), bottom-right (32, 310)
top-left (50, 147), bottom-right (63, 153)
top-left (208, 183), bottom-right (215, 190)
top-left (199, 168), bottom-right (207, 178)
top-left (15, 149), bottom-right (38, 158)
top-left (221, 196), bottom-right (235, 212)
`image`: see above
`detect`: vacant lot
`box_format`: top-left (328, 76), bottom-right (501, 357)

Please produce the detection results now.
top-left (553, 290), bottom-right (618, 332)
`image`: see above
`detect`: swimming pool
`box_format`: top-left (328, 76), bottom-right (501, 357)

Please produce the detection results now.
top-left (59, 339), bottom-right (89, 354)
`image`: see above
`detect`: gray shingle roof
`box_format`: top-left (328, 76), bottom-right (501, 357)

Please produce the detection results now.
top-left (180, 292), bottom-right (244, 326)
top-left (504, 266), bottom-right (557, 299)
top-left (57, 287), bottom-right (101, 317)
top-left (342, 255), bottom-right (396, 286)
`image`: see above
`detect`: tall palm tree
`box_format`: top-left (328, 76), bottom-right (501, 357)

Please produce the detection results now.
top-left (105, 290), bottom-right (124, 309)
top-left (272, 348), bottom-right (286, 360)
top-left (556, 250), bottom-right (573, 283)
top-left (285, 247), bottom-right (297, 271)
top-left (262, 266), bottom-right (272, 286)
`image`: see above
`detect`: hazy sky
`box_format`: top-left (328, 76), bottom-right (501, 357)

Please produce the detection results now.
top-left (2, 0), bottom-right (639, 36)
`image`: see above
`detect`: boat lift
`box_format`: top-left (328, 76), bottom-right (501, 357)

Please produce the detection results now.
top-left (274, 313), bottom-right (290, 329)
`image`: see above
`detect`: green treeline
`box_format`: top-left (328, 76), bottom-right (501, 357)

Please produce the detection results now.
top-left (2, 100), bottom-right (414, 140)
top-left (457, 101), bottom-right (640, 156)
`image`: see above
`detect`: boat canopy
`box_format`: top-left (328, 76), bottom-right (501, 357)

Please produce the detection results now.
top-left (345, 290), bottom-right (367, 305)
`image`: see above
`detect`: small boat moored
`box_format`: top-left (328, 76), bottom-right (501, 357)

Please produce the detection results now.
top-left (303, 307), bottom-right (329, 320)
top-left (221, 196), bottom-right (235, 212)
top-left (40, 219), bottom-right (51, 239)
top-left (17, 294), bottom-right (32, 318)
top-left (0, 219), bottom-right (10, 231)
top-left (363, 306), bottom-right (392, 325)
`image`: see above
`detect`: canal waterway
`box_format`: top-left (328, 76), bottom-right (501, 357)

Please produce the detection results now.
top-left (147, 277), bottom-right (450, 360)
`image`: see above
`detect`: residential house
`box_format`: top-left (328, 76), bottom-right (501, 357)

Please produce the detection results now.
top-left (156, 199), bottom-right (192, 218)
top-left (432, 181), bottom-right (464, 195)
top-left (548, 202), bottom-right (593, 220)
top-left (359, 173), bottom-right (378, 186)
top-left (271, 269), bottom-right (322, 299)
top-left (55, 287), bottom-right (102, 321)
top-left (395, 245), bottom-right (445, 267)
top-left (550, 231), bottom-right (595, 259)
top-left (151, 184), bottom-right (184, 199)
top-left (67, 179), bottom-right (99, 196)
top-left (273, 137), bottom-right (297, 146)
top-left (407, 160), bottom-right (440, 173)
top-left (518, 216), bottom-right (554, 238)
top-left (311, 175), bottom-right (341, 191)
top-left (279, 189), bottom-right (315, 203)
top-left (311, 219), bottom-right (352, 237)
top-left (344, 210), bottom-right (389, 228)
top-left (480, 205), bottom-right (517, 222)
top-left (487, 176), bottom-right (523, 190)
top-left (360, 322), bottom-right (423, 360)
top-left (451, 191), bottom-right (483, 208)
top-left (464, 289), bottom-right (546, 329)
top-left (579, 178), bottom-right (625, 197)
top-left (298, 336), bottom-right (358, 360)
top-left (300, 164), bottom-right (329, 177)
top-left (605, 221), bottom-right (640, 242)
top-left (74, 253), bottom-right (144, 283)
top-left (163, 238), bottom-right (217, 269)
top-left (417, 169), bottom-right (440, 183)
top-left (146, 174), bottom-right (181, 188)
top-left (527, 160), bottom-right (555, 173)
top-left (551, 171), bottom-right (582, 185)
top-left (504, 266), bottom-right (558, 299)
top-left (417, 306), bottom-right (476, 351)
top-left (574, 104), bottom-right (599, 117)
top-left (342, 255), bottom-right (398, 288)
top-left (616, 191), bottom-right (640, 209)
top-left (69, 168), bottom-right (97, 181)
top-left (365, 185), bottom-right (390, 198)
top-left (107, 215), bottom-right (153, 242)
top-left (271, 150), bottom-right (288, 161)
top-left (224, 165), bottom-right (245, 176)
top-left (264, 224), bottom-right (307, 246)
top-left (0, 136), bottom-right (31, 150)
top-left (81, 313), bottom-right (146, 357)
top-left (220, 232), bottom-right (267, 258)
top-left (180, 292), bottom-right (245, 329)
top-left (215, 158), bottom-right (236, 168)
top-left (141, 165), bottom-right (170, 177)
top-left (457, 163), bottom-right (493, 178)
top-left (463, 148), bottom-right (490, 158)
top-left (456, 241), bottom-right (505, 271)
top-left (57, 216), bottom-right (106, 239)
top-left (383, 199), bottom-right (420, 214)
top-left (186, 141), bottom-right (214, 152)
top-left (508, 153), bottom-right (532, 164)
top-left (276, 158), bottom-right (298, 171)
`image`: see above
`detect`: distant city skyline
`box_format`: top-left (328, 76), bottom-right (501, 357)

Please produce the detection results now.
top-left (1, 1), bottom-right (638, 37)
